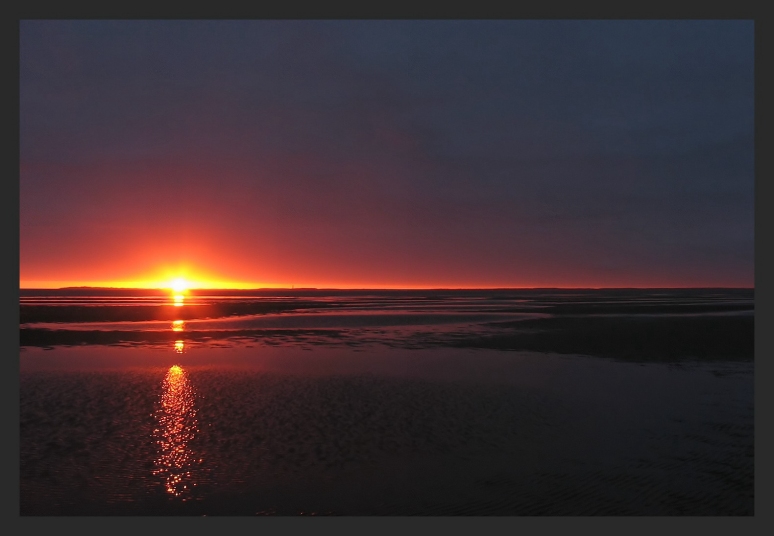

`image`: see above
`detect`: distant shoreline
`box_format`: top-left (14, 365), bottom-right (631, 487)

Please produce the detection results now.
top-left (19, 286), bottom-right (756, 292)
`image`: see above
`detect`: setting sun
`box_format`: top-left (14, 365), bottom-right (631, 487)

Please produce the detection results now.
top-left (170, 278), bottom-right (190, 293)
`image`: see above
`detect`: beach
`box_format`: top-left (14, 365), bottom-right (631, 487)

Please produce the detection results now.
top-left (19, 289), bottom-right (754, 515)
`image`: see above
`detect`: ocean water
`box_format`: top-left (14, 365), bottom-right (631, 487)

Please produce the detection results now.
top-left (19, 288), bottom-right (754, 515)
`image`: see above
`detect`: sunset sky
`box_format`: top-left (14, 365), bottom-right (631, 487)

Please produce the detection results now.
top-left (20, 20), bottom-right (754, 289)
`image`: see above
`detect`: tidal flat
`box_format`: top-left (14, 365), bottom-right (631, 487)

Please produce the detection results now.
top-left (20, 288), bottom-right (754, 515)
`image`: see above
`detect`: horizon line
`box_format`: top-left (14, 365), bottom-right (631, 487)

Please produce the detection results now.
top-left (19, 285), bottom-right (755, 291)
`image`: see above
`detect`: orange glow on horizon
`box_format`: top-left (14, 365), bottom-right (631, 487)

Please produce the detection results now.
top-left (18, 279), bottom-right (753, 290)
top-left (17, 267), bottom-right (755, 292)
top-left (18, 265), bottom-right (278, 290)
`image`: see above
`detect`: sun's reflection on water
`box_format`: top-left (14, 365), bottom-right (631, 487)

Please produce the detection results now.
top-left (152, 364), bottom-right (199, 499)
top-left (174, 340), bottom-right (185, 354)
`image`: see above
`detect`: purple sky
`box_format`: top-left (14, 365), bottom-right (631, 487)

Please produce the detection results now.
top-left (20, 20), bottom-right (754, 288)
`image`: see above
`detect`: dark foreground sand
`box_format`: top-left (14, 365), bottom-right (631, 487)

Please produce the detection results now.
top-left (19, 289), bottom-right (754, 515)
top-left (20, 345), bottom-right (753, 515)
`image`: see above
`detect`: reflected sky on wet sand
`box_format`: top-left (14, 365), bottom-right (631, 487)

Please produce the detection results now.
top-left (19, 289), bottom-right (754, 515)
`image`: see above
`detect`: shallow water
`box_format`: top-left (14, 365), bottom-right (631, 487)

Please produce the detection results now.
top-left (19, 289), bottom-right (754, 515)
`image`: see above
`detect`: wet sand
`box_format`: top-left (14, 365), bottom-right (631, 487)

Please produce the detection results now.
top-left (20, 345), bottom-right (753, 515)
top-left (20, 289), bottom-right (753, 363)
top-left (19, 289), bottom-right (754, 515)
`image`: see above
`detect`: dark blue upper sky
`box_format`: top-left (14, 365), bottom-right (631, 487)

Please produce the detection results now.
top-left (20, 20), bottom-right (754, 288)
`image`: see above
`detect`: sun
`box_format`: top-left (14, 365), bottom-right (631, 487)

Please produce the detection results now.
top-left (169, 278), bottom-right (190, 293)
top-left (166, 277), bottom-right (192, 307)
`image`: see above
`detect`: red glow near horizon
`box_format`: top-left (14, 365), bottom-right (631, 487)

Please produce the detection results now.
top-left (18, 163), bottom-right (752, 291)
top-left (17, 273), bottom-right (754, 290)
top-left (18, 166), bottom-right (753, 291)
top-left (17, 216), bottom-right (752, 290)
